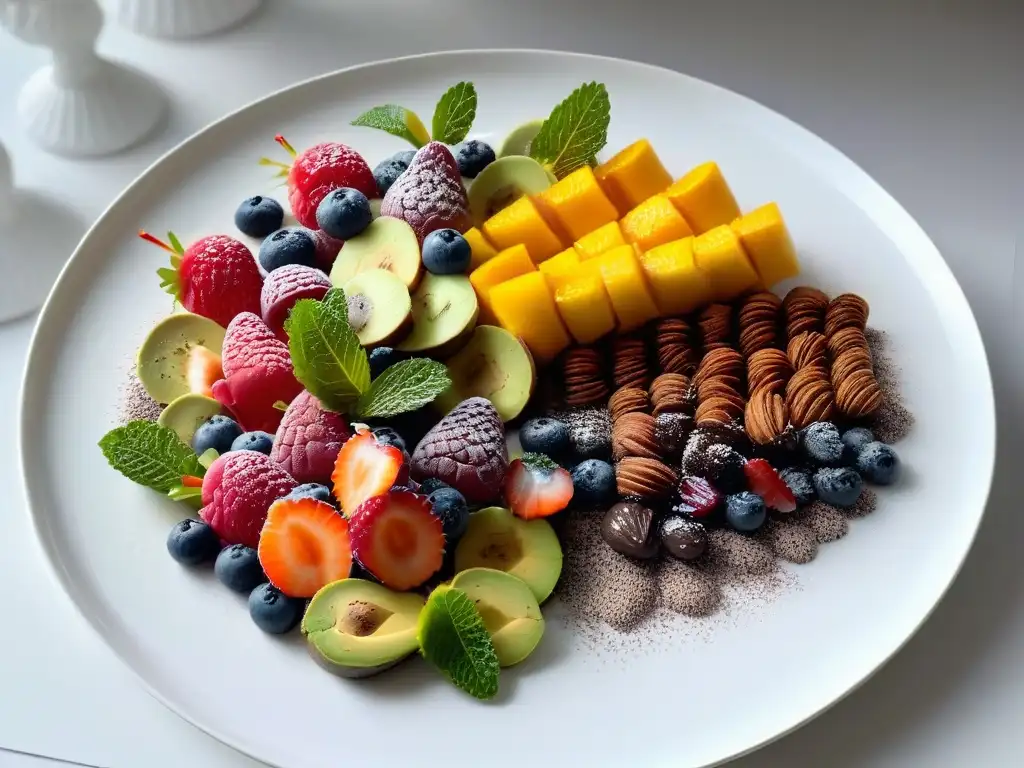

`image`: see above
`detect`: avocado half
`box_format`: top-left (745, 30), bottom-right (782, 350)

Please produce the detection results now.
top-left (451, 567), bottom-right (545, 667)
top-left (135, 313), bottom-right (225, 405)
top-left (302, 579), bottom-right (425, 678)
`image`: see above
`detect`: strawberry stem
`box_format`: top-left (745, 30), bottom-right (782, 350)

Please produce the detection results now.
top-left (274, 134), bottom-right (297, 158)
top-left (138, 230), bottom-right (174, 253)
top-left (181, 474), bottom-right (203, 488)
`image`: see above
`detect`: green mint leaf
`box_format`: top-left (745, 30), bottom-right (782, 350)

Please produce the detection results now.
top-left (418, 585), bottom-right (500, 700)
top-left (530, 82), bottom-right (611, 179)
top-left (432, 81), bottom-right (478, 145)
top-left (355, 358), bottom-right (451, 419)
top-left (351, 105), bottom-right (430, 148)
top-left (98, 421), bottom-right (202, 494)
top-left (285, 288), bottom-right (371, 413)
top-left (520, 452), bottom-right (559, 472)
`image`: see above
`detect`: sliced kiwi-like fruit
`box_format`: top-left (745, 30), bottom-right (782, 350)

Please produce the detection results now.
top-left (395, 273), bottom-right (479, 355)
top-left (436, 325), bottom-right (536, 422)
top-left (498, 119), bottom-right (545, 158)
top-left (330, 217), bottom-right (422, 291)
top-left (343, 268), bottom-right (413, 348)
top-left (136, 313), bottom-right (226, 405)
top-left (157, 393), bottom-right (223, 444)
top-left (468, 156), bottom-right (556, 226)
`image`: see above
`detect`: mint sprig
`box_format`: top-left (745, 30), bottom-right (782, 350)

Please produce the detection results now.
top-left (432, 81), bottom-right (477, 145)
top-left (98, 421), bottom-right (202, 494)
top-left (356, 358), bottom-right (451, 419)
top-left (286, 288), bottom-right (450, 419)
top-left (530, 82), bottom-right (611, 179)
top-left (418, 585), bottom-right (500, 700)
top-left (351, 105), bottom-right (430, 149)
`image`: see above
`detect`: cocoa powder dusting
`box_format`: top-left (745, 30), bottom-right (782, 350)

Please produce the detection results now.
top-left (762, 521), bottom-right (819, 564)
top-left (656, 557), bottom-right (722, 617)
top-left (117, 369), bottom-right (163, 425)
top-left (865, 327), bottom-right (914, 443)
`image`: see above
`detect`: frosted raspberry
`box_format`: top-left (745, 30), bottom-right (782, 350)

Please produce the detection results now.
top-left (287, 142), bottom-right (376, 229)
top-left (260, 265), bottom-right (331, 341)
top-left (270, 390), bottom-right (352, 484)
top-left (200, 450), bottom-right (297, 548)
top-left (380, 142), bottom-right (470, 242)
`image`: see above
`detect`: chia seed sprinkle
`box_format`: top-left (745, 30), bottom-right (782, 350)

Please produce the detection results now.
top-left (656, 556), bottom-right (722, 616)
top-left (843, 487), bottom-right (878, 518)
top-left (866, 327), bottom-right (914, 443)
top-left (117, 369), bottom-right (163, 425)
top-left (802, 502), bottom-right (850, 543)
top-left (762, 521), bottom-right (819, 564)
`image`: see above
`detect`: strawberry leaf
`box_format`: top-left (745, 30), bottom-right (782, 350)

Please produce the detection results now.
top-left (285, 288), bottom-right (371, 413)
top-left (99, 421), bottom-right (202, 494)
top-left (351, 105), bottom-right (430, 148)
top-left (355, 358), bottom-right (451, 419)
top-left (530, 82), bottom-right (611, 178)
top-left (520, 452), bottom-right (559, 472)
top-left (432, 82), bottom-right (477, 145)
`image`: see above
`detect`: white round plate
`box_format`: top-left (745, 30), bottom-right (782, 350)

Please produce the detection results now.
top-left (20, 51), bottom-right (994, 768)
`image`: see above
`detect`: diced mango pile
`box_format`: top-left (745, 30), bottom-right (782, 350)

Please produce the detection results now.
top-left (465, 140), bottom-right (801, 364)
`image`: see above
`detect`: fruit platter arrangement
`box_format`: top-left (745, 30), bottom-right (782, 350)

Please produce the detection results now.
top-left (100, 80), bottom-right (907, 702)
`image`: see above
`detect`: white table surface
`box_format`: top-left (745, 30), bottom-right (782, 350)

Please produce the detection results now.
top-left (1, 1), bottom-right (1021, 766)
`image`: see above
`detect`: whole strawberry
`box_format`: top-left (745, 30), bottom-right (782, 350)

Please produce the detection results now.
top-left (200, 450), bottom-right (297, 548)
top-left (212, 312), bottom-right (303, 433)
top-left (264, 135), bottom-right (376, 230)
top-left (260, 264), bottom-right (331, 342)
top-left (270, 389), bottom-right (352, 484)
top-left (142, 231), bottom-right (263, 329)
top-left (380, 141), bottom-right (471, 242)
top-left (410, 397), bottom-right (507, 504)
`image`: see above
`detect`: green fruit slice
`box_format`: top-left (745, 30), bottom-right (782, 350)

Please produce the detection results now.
top-left (302, 579), bottom-right (425, 678)
top-left (498, 119), bottom-right (545, 159)
top-left (343, 268), bottom-right (413, 348)
top-left (396, 273), bottom-right (479, 355)
top-left (136, 313), bottom-right (225, 405)
top-left (454, 506), bottom-right (562, 603)
top-left (468, 156), bottom-right (556, 226)
top-left (437, 325), bottom-right (535, 422)
top-left (451, 567), bottom-right (544, 667)
top-left (330, 217), bottom-right (422, 291)
top-left (157, 393), bottom-right (222, 445)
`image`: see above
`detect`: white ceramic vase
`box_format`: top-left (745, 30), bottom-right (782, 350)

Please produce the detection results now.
top-left (112, 0), bottom-right (261, 39)
top-left (0, 0), bottom-right (164, 157)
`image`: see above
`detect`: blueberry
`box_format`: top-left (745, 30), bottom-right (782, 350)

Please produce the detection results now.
top-left (421, 229), bottom-right (472, 275)
top-left (724, 492), bottom-right (767, 532)
top-left (315, 187), bottom-right (372, 240)
top-left (258, 227), bottom-right (317, 272)
top-left (230, 431), bottom-right (274, 455)
top-left (166, 519), bottom-right (221, 565)
top-left (801, 421), bottom-right (844, 466)
top-left (286, 482), bottom-right (337, 507)
top-left (372, 151), bottom-right (415, 196)
top-left (429, 487), bottom-right (469, 541)
top-left (214, 544), bottom-right (265, 594)
top-left (779, 467), bottom-right (816, 506)
top-left (248, 583), bottom-right (304, 635)
top-left (520, 417), bottom-right (571, 458)
top-left (841, 427), bottom-right (875, 464)
top-left (813, 467), bottom-right (863, 507)
top-left (234, 195), bottom-right (284, 238)
top-left (372, 426), bottom-right (407, 454)
top-left (192, 414), bottom-right (242, 456)
top-left (418, 477), bottom-right (449, 495)
top-left (570, 459), bottom-right (616, 507)
top-left (454, 140), bottom-right (496, 179)
top-left (856, 442), bottom-right (900, 485)
top-left (368, 346), bottom-right (402, 378)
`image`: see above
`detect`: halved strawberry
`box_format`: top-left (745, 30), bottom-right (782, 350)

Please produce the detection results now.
top-left (349, 491), bottom-right (444, 591)
top-left (185, 346), bottom-right (223, 398)
top-left (504, 453), bottom-right (574, 520)
top-left (743, 458), bottom-right (797, 513)
top-left (331, 430), bottom-right (405, 517)
top-left (258, 497), bottom-right (352, 598)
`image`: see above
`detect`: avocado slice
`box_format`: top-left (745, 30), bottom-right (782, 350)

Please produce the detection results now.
top-left (454, 507), bottom-right (562, 603)
top-left (396, 273), bottom-right (479, 356)
top-left (498, 119), bottom-right (545, 159)
top-left (451, 567), bottom-right (544, 667)
top-left (468, 156), bottom-right (556, 226)
top-left (157, 393), bottom-right (222, 444)
top-left (436, 325), bottom-right (536, 422)
top-left (343, 268), bottom-right (413, 348)
top-left (136, 313), bottom-right (225, 405)
top-left (302, 579), bottom-right (425, 678)
top-left (330, 217), bottom-right (422, 292)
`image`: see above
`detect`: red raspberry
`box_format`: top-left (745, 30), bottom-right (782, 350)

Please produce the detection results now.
top-left (380, 142), bottom-right (470, 242)
top-left (200, 450), bottom-right (297, 548)
top-left (260, 264), bottom-right (331, 341)
top-left (270, 390), bottom-right (352, 485)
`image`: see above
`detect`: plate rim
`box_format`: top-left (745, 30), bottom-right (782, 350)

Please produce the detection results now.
top-left (18, 48), bottom-right (997, 768)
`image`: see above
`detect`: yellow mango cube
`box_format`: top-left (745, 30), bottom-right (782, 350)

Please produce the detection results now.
top-left (574, 221), bottom-right (626, 261)
top-left (594, 139), bottom-right (673, 215)
top-left (730, 202), bottom-right (800, 288)
top-left (693, 225), bottom-right (760, 301)
top-left (535, 166), bottom-right (619, 242)
top-left (464, 226), bottom-right (498, 270)
top-left (469, 244), bottom-right (536, 325)
top-left (664, 161), bottom-right (741, 234)
top-left (490, 272), bottom-right (571, 364)
top-left (591, 245), bottom-right (660, 332)
top-left (555, 272), bottom-right (617, 345)
top-left (620, 194), bottom-right (694, 251)
top-left (639, 237), bottom-right (715, 315)
top-left (539, 248), bottom-right (582, 290)
top-left (482, 196), bottom-right (565, 264)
